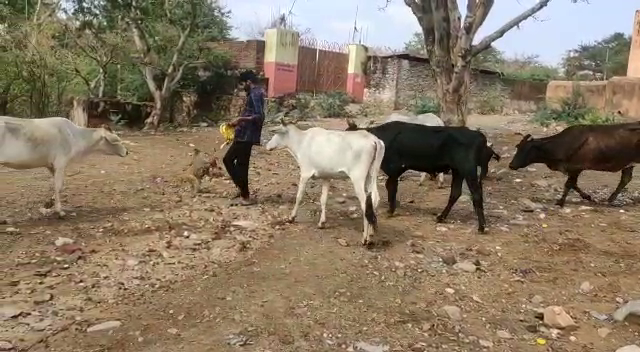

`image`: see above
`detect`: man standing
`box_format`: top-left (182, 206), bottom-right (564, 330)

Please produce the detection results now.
top-left (223, 70), bottom-right (265, 205)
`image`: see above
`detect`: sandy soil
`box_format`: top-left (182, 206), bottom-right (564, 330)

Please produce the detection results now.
top-left (2, 115), bottom-right (640, 352)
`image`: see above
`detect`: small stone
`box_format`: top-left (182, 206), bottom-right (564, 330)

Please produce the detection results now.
top-left (58, 243), bottom-right (82, 255)
top-left (579, 281), bottom-right (593, 293)
top-left (616, 345), bottom-right (640, 352)
top-left (496, 330), bottom-right (513, 339)
top-left (335, 197), bottom-right (347, 204)
top-left (531, 180), bottom-right (549, 188)
top-left (478, 339), bottom-right (493, 347)
top-left (439, 253), bottom-right (457, 266)
top-left (337, 239), bottom-right (348, 247)
top-left (444, 288), bottom-right (455, 294)
top-left (4, 227), bottom-right (19, 234)
top-left (519, 198), bottom-right (544, 212)
top-left (0, 306), bottom-right (22, 320)
top-left (613, 300), bottom-right (640, 322)
top-left (54, 237), bottom-right (74, 247)
top-left (87, 320), bottom-right (122, 332)
top-left (543, 306), bottom-right (577, 329)
top-left (33, 293), bottom-right (53, 304)
top-left (597, 327), bottom-right (611, 338)
top-left (31, 319), bottom-right (52, 331)
top-left (531, 295), bottom-right (544, 305)
top-left (167, 328), bottom-right (178, 334)
top-left (453, 261), bottom-right (477, 273)
top-left (0, 341), bottom-right (14, 351)
top-left (231, 220), bottom-right (257, 230)
top-left (441, 305), bottom-right (462, 321)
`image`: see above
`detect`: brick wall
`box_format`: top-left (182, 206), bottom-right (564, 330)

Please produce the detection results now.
top-left (201, 40), bottom-right (266, 73)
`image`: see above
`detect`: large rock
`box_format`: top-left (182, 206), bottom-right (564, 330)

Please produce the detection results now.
top-left (543, 306), bottom-right (577, 329)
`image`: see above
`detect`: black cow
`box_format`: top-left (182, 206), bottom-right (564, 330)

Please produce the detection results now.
top-left (346, 119), bottom-right (488, 233)
top-left (425, 143), bottom-right (501, 182)
top-left (509, 123), bottom-right (640, 207)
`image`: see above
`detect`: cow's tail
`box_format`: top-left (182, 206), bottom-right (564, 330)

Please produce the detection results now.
top-left (491, 148), bottom-right (501, 162)
top-left (365, 139), bottom-right (385, 229)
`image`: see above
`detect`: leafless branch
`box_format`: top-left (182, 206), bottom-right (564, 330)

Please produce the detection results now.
top-left (471, 0), bottom-right (552, 57)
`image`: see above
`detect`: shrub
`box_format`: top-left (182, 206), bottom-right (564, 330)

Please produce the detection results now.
top-left (313, 91), bottom-right (352, 118)
top-left (356, 98), bottom-right (389, 118)
top-left (532, 87), bottom-right (616, 126)
top-left (409, 96), bottom-right (440, 115)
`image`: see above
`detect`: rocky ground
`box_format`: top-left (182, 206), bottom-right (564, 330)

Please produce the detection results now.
top-left (2, 115), bottom-right (640, 352)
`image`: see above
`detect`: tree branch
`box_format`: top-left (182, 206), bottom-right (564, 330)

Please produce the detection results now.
top-left (471, 0), bottom-right (551, 57)
top-left (162, 0), bottom-right (197, 93)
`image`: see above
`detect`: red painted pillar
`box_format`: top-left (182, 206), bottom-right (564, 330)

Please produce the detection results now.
top-left (263, 28), bottom-right (300, 97)
top-left (346, 44), bottom-right (368, 103)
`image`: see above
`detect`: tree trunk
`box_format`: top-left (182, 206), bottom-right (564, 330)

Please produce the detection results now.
top-left (145, 91), bottom-right (165, 130)
top-left (435, 65), bottom-right (470, 127)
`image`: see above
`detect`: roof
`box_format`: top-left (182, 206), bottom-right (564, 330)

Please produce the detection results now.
top-left (369, 50), bottom-right (502, 76)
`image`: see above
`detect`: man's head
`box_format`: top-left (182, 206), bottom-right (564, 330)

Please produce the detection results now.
top-left (239, 70), bottom-right (258, 93)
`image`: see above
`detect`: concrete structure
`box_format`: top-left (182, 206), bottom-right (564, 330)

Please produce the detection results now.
top-left (346, 44), bottom-right (368, 103)
top-left (627, 10), bottom-right (640, 77)
top-left (263, 28), bottom-right (300, 97)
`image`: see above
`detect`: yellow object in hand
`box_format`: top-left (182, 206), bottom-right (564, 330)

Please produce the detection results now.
top-left (219, 123), bottom-right (235, 148)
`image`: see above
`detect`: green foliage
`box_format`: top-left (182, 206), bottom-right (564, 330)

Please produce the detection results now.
top-left (409, 96), bottom-right (440, 115)
top-left (0, 0), bottom-right (234, 121)
top-left (562, 32), bottom-right (630, 80)
top-left (533, 88), bottom-right (616, 126)
top-left (313, 91), bottom-right (351, 118)
top-left (276, 92), bottom-right (352, 119)
top-left (356, 98), bottom-right (389, 118)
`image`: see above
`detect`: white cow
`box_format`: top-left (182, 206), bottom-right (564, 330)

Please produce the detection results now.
top-left (265, 118), bottom-right (385, 246)
top-left (383, 112), bottom-right (446, 187)
top-left (0, 116), bottom-right (129, 217)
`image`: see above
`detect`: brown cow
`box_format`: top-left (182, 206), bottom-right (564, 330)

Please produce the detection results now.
top-left (509, 122), bottom-right (640, 207)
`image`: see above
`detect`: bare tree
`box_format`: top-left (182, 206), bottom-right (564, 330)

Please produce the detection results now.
top-left (125, 0), bottom-right (200, 129)
top-left (63, 25), bottom-right (120, 98)
top-left (385, 0), bottom-right (581, 126)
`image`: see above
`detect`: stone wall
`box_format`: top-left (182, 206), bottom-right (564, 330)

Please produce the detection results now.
top-left (546, 77), bottom-right (640, 119)
top-left (201, 40), bottom-right (266, 73)
top-left (365, 57), bottom-right (546, 114)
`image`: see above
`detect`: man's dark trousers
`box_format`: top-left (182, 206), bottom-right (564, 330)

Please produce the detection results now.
top-left (223, 140), bottom-right (253, 198)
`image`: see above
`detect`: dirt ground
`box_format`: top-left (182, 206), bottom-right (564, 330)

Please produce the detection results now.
top-left (2, 115), bottom-right (640, 352)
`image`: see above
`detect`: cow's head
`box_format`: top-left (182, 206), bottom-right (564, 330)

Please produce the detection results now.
top-left (508, 133), bottom-right (536, 170)
top-left (345, 118), bottom-right (359, 131)
top-left (99, 124), bottom-right (129, 157)
top-left (265, 116), bottom-right (295, 151)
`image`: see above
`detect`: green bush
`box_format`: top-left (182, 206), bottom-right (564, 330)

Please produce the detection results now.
top-left (532, 87), bottom-right (617, 126)
top-left (313, 91), bottom-right (352, 118)
top-left (409, 96), bottom-right (440, 115)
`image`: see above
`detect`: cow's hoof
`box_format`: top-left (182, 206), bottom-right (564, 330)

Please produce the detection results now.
top-left (57, 211), bottom-right (66, 219)
top-left (285, 216), bottom-right (296, 224)
top-left (436, 215), bottom-right (445, 223)
top-left (554, 200), bottom-right (565, 207)
top-left (317, 221), bottom-right (326, 229)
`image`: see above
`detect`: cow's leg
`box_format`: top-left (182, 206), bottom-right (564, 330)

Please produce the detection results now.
top-left (385, 173), bottom-right (400, 216)
top-left (436, 170), bottom-right (463, 223)
top-left (418, 172), bottom-right (427, 186)
top-left (437, 172), bottom-right (445, 188)
top-left (52, 168), bottom-right (66, 217)
top-left (317, 180), bottom-right (330, 229)
top-left (44, 167), bottom-right (56, 208)
top-left (607, 166), bottom-right (633, 203)
top-left (556, 171), bottom-right (589, 206)
top-left (465, 174), bottom-right (486, 233)
top-left (349, 172), bottom-right (372, 246)
top-left (288, 172), bottom-right (311, 223)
